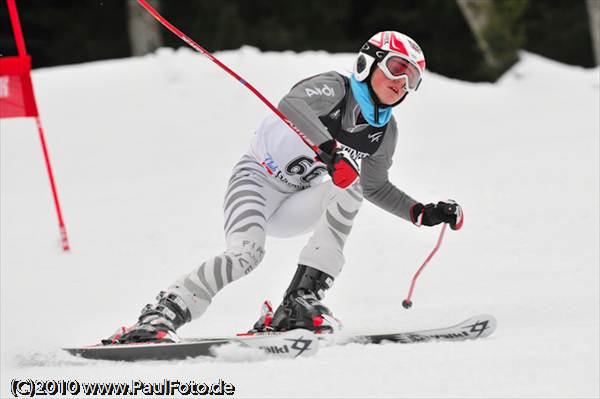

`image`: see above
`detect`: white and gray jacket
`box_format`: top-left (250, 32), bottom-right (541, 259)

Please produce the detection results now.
top-left (274, 71), bottom-right (418, 221)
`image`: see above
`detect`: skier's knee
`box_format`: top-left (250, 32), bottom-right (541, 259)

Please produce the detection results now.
top-left (226, 239), bottom-right (265, 279)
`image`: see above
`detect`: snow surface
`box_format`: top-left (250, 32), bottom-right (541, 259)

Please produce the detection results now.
top-left (1, 47), bottom-right (599, 398)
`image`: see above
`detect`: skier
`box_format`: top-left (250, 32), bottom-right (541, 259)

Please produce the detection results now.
top-left (107, 31), bottom-right (463, 344)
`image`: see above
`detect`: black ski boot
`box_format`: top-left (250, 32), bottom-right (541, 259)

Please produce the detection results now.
top-left (103, 291), bottom-right (191, 345)
top-left (253, 265), bottom-right (340, 334)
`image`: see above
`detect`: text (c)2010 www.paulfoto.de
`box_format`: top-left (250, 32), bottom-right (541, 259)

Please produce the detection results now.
top-left (10, 378), bottom-right (236, 397)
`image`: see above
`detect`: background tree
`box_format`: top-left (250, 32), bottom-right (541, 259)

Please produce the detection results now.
top-left (520, 0), bottom-right (595, 67)
top-left (0, 0), bottom-right (130, 67)
top-left (456, 0), bottom-right (527, 80)
top-left (0, 0), bottom-right (595, 80)
top-left (127, 0), bottom-right (162, 56)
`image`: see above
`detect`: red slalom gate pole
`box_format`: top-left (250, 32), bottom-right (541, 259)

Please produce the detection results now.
top-left (5, 0), bottom-right (70, 251)
top-left (6, 0), bottom-right (26, 56)
top-left (35, 117), bottom-right (70, 251)
top-left (136, 0), bottom-right (330, 162)
top-left (402, 223), bottom-right (447, 309)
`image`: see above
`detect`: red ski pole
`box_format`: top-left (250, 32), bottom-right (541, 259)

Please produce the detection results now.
top-left (136, 0), bottom-right (331, 163)
top-left (402, 223), bottom-right (447, 309)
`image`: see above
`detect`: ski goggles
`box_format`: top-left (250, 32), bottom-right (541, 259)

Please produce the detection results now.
top-left (378, 53), bottom-right (422, 91)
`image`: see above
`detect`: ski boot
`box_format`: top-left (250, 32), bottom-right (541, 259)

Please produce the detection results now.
top-left (103, 291), bottom-right (191, 345)
top-left (252, 265), bottom-right (341, 334)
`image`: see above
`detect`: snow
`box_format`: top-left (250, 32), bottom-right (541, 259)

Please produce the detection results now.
top-left (1, 47), bottom-right (599, 397)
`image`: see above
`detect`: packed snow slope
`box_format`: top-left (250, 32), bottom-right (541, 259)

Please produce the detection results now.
top-left (1, 47), bottom-right (599, 398)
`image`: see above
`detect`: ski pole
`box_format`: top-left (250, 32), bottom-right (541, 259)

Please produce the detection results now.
top-left (402, 223), bottom-right (447, 309)
top-left (136, 0), bottom-right (331, 163)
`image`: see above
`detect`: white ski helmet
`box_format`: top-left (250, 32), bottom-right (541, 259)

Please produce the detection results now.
top-left (353, 31), bottom-right (426, 92)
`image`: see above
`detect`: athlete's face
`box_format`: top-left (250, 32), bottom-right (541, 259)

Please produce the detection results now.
top-left (370, 66), bottom-right (407, 105)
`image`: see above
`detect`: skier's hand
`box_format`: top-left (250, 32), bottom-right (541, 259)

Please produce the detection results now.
top-left (317, 140), bottom-right (359, 189)
top-left (411, 200), bottom-right (464, 230)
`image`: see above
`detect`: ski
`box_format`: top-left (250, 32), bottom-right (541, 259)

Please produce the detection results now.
top-left (343, 313), bottom-right (496, 345)
top-left (64, 314), bottom-right (495, 361)
top-left (63, 329), bottom-right (319, 361)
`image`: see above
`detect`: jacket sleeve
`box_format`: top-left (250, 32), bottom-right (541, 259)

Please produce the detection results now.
top-left (277, 72), bottom-right (346, 147)
top-left (360, 118), bottom-right (419, 222)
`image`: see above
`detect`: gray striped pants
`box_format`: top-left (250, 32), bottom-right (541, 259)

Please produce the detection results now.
top-left (168, 154), bottom-right (363, 320)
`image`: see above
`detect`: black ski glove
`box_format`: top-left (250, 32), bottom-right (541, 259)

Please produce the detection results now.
top-left (411, 200), bottom-right (464, 230)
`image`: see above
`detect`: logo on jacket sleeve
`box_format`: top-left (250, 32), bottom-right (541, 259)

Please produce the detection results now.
top-left (305, 84), bottom-right (335, 98)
